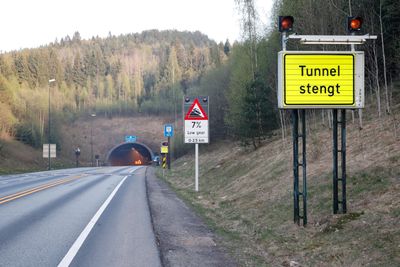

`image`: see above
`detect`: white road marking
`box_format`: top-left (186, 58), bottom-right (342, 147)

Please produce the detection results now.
top-left (57, 175), bottom-right (129, 267)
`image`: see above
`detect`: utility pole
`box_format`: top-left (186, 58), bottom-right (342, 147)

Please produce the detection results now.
top-left (90, 113), bottom-right (96, 166)
top-left (48, 79), bottom-right (55, 170)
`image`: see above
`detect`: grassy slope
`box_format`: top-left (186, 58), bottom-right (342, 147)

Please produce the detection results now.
top-left (0, 137), bottom-right (89, 174)
top-left (0, 115), bottom-right (171, 173)
top-left (159, 110), bottom-right (400, 266)
top-left (0, 138), bottom-right (47, 174)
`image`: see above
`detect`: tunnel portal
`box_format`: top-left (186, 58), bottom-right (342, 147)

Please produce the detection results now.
top-left (106, 142), bottom-right (154, 166)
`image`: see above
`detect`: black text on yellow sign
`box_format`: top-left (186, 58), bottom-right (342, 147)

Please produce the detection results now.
top-left (285, 54), bottom-right (354, 105)
top-left (277, 51), bottom-right (365, 109)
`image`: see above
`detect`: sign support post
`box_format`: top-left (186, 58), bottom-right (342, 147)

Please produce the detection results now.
top-left (333, 109), bottom-right (347, 214)
top-left (162, 153), bottom-right (167, 179)
top-left (183, 96), bottom-right (209, 192)
top-left (292, 110), bottom-right (299, 224)
top-left (292, 110), bottom-right (307, 225)
top-left (164, 124), bottom-right (174, 170)
top-left (167, 136), bottom-right (171, 170)
top-left (195, 143), bottom-right (199, 192)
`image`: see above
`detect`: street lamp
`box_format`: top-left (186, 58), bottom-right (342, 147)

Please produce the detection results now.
top-left (48, 79), bottom-right (56, 170)
top-left (90, 113), bottom-right (96, 166)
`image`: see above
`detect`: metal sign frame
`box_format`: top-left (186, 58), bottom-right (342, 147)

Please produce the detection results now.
top-left (287, 34), bottom-right (377, 44)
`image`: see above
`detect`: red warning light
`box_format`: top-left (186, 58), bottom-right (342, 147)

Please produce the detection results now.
top-left (348, 16), bottom-right (363, 32)
top-left (279, 16), bottom-right (294, 32)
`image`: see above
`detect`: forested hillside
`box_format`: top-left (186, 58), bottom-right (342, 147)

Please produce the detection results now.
top-left (0, 30), bottom-right (227, 149)
top-left (0, 0), bottom-right (399, 160)
top-left (189, 0), bottom-right (399, 148)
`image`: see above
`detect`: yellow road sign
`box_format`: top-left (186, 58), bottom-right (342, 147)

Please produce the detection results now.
top-left (161, 146), bottom-right (168, 154)
top-left (278, 51), bottom-right (364, 109)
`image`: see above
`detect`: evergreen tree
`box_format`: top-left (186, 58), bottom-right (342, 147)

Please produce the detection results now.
top-left (224, 39), bottom-right (231, 56)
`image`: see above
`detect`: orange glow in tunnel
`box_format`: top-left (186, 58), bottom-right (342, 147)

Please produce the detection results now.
top-left (106, 142), bottom-right (153, 166)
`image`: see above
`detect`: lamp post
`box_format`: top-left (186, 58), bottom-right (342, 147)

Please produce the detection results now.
top-left (48, 79), bottom-right (56, 170)
top-left (90, 113), bottom-right (96, 166)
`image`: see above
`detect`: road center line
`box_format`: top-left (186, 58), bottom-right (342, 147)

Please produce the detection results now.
top-left (0, 175), bottom-right (83, 205)
top-left (57, 175), bottom-right (129, 267)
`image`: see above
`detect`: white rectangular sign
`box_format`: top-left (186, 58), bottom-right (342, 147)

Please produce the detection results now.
top-left (43, 144), bottom-right (56, 158)
top-left (184, 120), bottom-right (209, 143)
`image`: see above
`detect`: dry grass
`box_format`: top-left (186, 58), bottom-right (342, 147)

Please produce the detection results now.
top-left (0, 139), bottom-right (44, 173)
top-left (160, 110), bottom-right (400, 266)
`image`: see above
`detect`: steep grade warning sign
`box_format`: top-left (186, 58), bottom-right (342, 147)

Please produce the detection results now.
top-left (277, 51), bottom-right (365, 109)
top-left (184, 99), bottom-right (209, 120)
top-left (184, 97), bottom-right (209, 144)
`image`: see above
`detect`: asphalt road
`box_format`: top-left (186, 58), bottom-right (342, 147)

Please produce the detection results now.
top-left (0, 166), bottom-right (161, 267)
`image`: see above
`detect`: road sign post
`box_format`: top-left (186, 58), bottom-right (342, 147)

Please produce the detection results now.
top-left (75, 147), bottom-right (81, 167)
top-left (184, 96), bottom-right (209, 192)
top-left (195, 143), bottom-right (199, 192)
top-left (162, 154), bottom-right (167, 169)
top-left (164, 124), bottom-right (173, 170)
top-left (167, 137), bottom-right (171, 169)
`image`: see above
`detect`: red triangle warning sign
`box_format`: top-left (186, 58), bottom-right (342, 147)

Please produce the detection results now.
top-left (184, 98), bottom-right (208, 120)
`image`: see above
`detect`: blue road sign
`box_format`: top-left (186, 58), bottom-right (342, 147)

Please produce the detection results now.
top-left (125, 135), bottom-right (137, 142)
top-left (164, 124), bottom-right (174, 137)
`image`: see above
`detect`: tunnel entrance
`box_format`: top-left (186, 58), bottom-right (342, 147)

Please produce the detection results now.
top-left (106, 142), bottom-right (154, 166)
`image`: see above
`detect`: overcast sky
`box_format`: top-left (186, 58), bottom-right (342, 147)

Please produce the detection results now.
top-left (0, 0), bottom-right (274, 52)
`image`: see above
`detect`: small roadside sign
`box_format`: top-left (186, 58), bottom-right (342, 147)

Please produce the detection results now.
top-left (43, 144), bottom-right (56, 158)
top-left (161, 146), bottom-right (168, 154)
top-left (184, 97), bottom-right (209, 144)
top-left (164, 124), bottom-right (174, 137)
top-left (125, 135), bottom-right (137, 143)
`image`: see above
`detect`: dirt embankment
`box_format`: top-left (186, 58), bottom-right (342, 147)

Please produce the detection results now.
top-left (0, 138), bottom-right (44, 174)
top-left (60, 115), bottom-right (171, 164)
top-left (160, 110), bottom-right (400, 266)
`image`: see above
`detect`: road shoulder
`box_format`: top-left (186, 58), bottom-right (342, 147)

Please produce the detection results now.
top-left (146, 167), bottom-right (236, 267)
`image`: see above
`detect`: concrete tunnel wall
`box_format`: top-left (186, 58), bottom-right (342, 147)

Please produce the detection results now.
top-left (106, 142), bottom-right (154, 166)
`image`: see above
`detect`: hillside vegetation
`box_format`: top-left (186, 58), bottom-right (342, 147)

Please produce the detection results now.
top-left (1, 0), bottom-right (400, 166)
top-left (160, 106), bottom-right (400, 266)
top-left (0, 30), bottom-right (225, 151)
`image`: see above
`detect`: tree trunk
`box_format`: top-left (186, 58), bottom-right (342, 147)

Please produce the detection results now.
top-left (379, 0), bottom-right (390, 114)
top-left (279, 110), bottom-right (285, 142)
top-left (358, 109), bottom-right (363, 130)
top-left (373, 40), bottom-right (382, 117)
